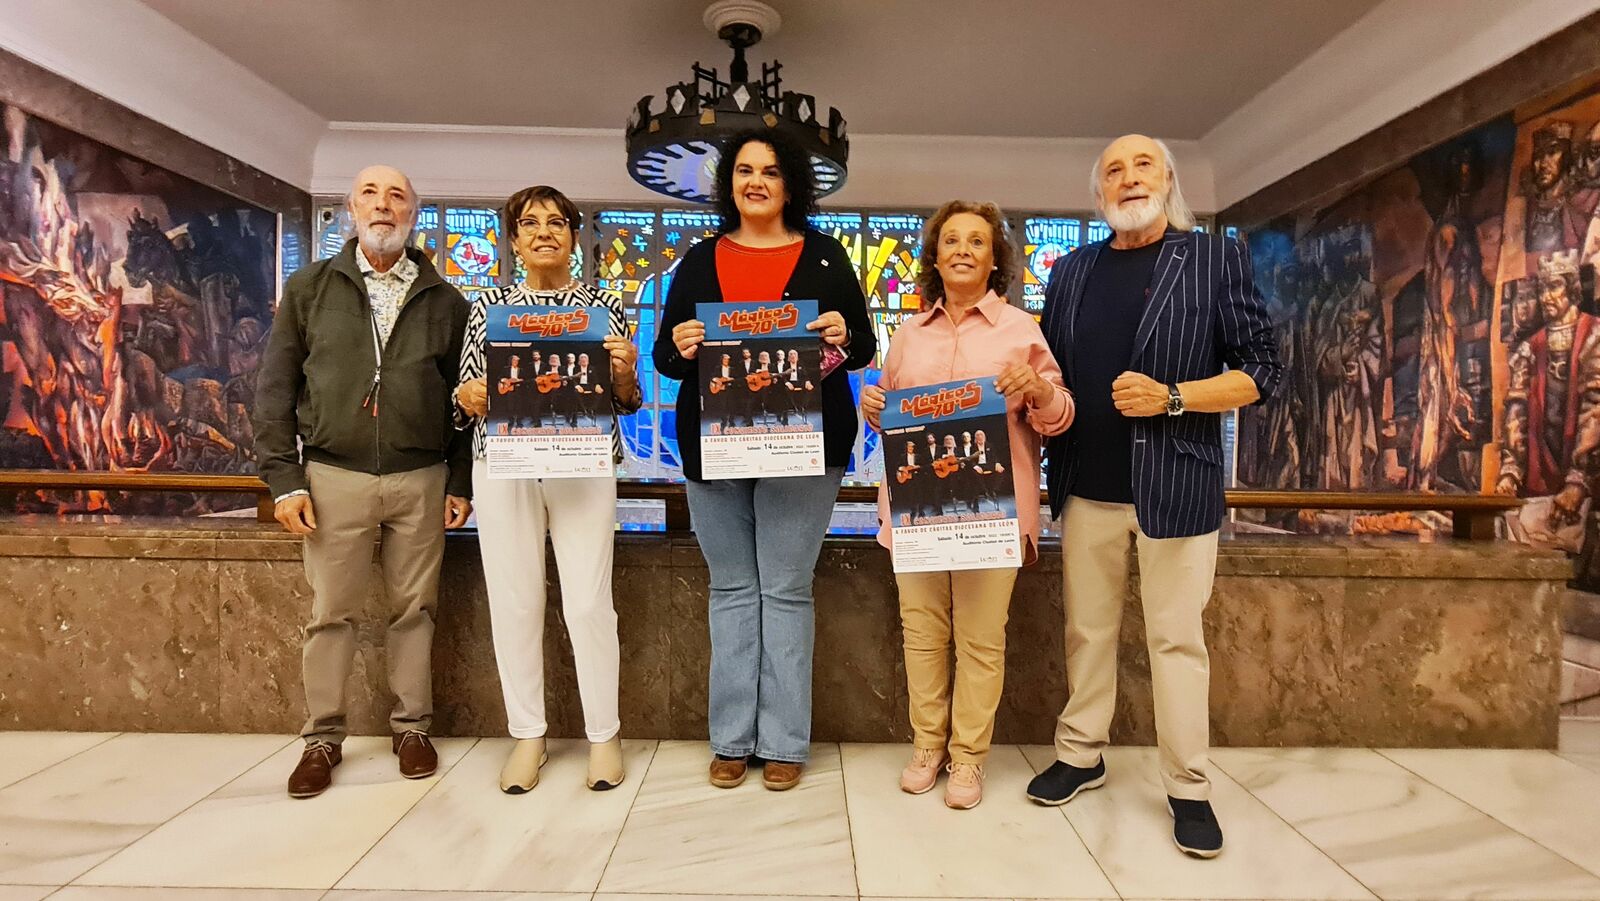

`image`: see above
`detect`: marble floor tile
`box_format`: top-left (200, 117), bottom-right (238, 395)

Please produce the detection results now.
top-left (1379, 748), bottom-right (1600, 878)
top-left (337, 737), bottom-right (656, 892)
top-left (50, 889), bottom-right (322, 900)
top-left (1561, 751), bottom-right (1600, 774)
top-left (0, 887), bottom-right (56, 901)
top-left (594, 896), bottom-right (854, 901)
top-left (75, 736), bottom-right (475, 890)
top-left (0, 732), bottom-right (116, 790)
top-left (326, 892), bottom-right (591, 900)
top-left (1558, 717), bottom-right (1600, 752)
top-left (0, 733), bottom-right (292, 885)
top-left (841, 743), bottom-right (1115, 899)
top-left (596, 740), bottom-right (857, 896)
top-left (1018, 746), bottom-right (1376, 901)
top-left (1214, 747), bottom-right (1600, 900)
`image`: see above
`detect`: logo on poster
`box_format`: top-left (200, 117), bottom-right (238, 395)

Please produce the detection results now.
top-left (718, 304), bottom-right (800, 335)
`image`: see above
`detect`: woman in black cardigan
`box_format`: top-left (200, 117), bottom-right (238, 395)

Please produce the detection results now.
top-left (653, 129), bottom-right (875, 791)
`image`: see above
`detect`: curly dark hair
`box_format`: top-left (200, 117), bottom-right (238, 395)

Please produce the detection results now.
top-left (915, 200), bottom-right (1018, 301)
top-left (712, 128), bottom-right (818, 235)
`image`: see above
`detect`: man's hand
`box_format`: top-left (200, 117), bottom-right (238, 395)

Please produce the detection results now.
top-left (445, 495), bottom-right (472, 529)
top-left (860, 383), bottom-right (886, 431)
top-left (275, 494), bottom-right (317, 535)
top-left (1112, 371), bottom-right (1169, 417)
top-left (807, 311), bottom-right (850, 347)
top-left (672, 319), bottom-right (705, 360)
top-left (1552, 484), bottom-right (1586, 527)
top-left (1494, 473), bottom-right (1520, 497)
top-left (455, 378), bottom-right (488, 418)
top-left (996, 362), bottom-right (1054, 407)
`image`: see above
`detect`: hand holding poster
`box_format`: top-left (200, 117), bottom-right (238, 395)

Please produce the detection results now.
top-left (485, 304), bottom-right (614, 479)
top-left (882, 377), bottom-right (1021, 572)
top-left (696, 300), bottom-right (825, 479)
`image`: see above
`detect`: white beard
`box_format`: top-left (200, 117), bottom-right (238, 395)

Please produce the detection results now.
top-left (1103, 194), bottom-right (1164, 234)
top-left (356, 222), bottom-right (407, 259)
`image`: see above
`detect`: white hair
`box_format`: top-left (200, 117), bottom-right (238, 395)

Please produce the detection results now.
top-left (1089, 137), bottom-right (1195, 232)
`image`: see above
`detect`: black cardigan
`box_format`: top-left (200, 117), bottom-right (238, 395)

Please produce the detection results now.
top-left (652, 230), bottom-right (877, 481)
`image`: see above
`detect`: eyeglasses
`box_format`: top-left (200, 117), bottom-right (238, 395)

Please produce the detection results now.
top-left (516, 217), bottom-right (570, 233)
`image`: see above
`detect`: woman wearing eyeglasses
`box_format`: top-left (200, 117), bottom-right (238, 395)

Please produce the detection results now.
top-left (453, 185), bottom-right (641, 794)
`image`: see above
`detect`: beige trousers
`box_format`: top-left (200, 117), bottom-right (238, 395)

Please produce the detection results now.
top-left (1055, 496), bottom-right (1218, 800)
top-left (301, 460), bottom-right (447, 743)
top-left (895, 566), bottom-right (1019, 765)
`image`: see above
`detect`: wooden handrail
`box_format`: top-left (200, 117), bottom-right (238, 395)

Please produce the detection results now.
top-left (0, 471), bottom-right (1522, 539)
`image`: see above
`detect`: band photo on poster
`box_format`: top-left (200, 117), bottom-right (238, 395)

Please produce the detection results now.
top-left (485, 304), bottom-right (613, 478)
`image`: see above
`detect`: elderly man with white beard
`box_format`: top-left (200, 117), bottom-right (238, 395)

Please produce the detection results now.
top-left (254, 165), bottom-right (473, 799)
top-left (1026, 135), bottom-right (1281, 858)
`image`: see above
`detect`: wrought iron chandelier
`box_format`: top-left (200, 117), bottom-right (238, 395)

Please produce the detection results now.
top-left (624, 0), bottom-right (849, 203)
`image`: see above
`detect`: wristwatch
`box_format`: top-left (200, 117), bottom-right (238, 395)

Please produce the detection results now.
top-left (1165, 384), bottom-right (1185, 416)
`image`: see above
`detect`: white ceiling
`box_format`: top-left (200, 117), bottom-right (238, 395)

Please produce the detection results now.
top-left (139, 0), bottom-right (1383, 140)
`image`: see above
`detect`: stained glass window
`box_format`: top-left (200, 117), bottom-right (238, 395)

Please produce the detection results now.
top-left (280, 226), bottom-right (303, 293)
top-left (1086, 219), bottom-right (1112, 243)
top-left (593, 210), bottom-right (665, 476)
top-left (1021, 217), bottom-right (1082, 316)
top-left (411, 205), bottom-right (440, 264)
top-left (1225, 225), bottom-right (1240, 239)
top-left (443, 206), bottom-right (501, 291)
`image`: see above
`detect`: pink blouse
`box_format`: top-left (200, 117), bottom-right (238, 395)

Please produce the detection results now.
top-left (873, 290), bottom-right (1074, 564)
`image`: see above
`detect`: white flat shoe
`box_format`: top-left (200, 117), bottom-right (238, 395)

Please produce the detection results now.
top-left (500, 738), bottom-right (548, 794)
top-left (587, 736), bottom-right (625, 790)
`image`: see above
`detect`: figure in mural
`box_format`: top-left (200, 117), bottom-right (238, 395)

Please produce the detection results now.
top-left (1417, 144), bottom-right (1492, 491)
top-left (1525, 121), bottom-right (1588, 255)
top-left (0, 103), bottom-right (275, 513)
top-left (1497, 252), bottom-right (1600, 532)
top-left (1304, 228), bottom-right (1383, 490)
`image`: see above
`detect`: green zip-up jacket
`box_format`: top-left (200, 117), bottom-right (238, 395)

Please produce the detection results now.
top-left (253, 240), bottom-right (472, 500)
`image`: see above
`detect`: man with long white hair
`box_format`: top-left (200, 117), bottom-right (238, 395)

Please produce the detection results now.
top-left (254, 164), bottom-right (473, 799)
top-left (1026, 135), bottom-right (1281, 858)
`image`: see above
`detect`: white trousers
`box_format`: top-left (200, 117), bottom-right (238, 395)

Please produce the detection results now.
top-left (471, 460), bottom-right (622, 741)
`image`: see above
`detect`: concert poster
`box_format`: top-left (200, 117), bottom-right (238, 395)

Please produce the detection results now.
top-left (696, 300), bottom-right (825, 479)
top-left (485, 304), bottom-right (614, 478)
top-left (881, 376), bottom-right (1021, 572)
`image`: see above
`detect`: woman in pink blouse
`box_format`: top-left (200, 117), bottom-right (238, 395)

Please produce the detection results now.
top-left (861, 200), bottom-right (1073, 810)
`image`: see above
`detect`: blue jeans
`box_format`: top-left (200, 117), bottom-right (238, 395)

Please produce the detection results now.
top-left (686, 466), bottom-right (845, 763)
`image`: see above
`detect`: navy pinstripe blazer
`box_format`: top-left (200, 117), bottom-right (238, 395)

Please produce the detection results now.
top-left (1039, 230), bottom-right (1282, 538)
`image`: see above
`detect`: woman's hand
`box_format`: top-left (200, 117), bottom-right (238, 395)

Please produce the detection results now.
top-left (604, 334), bottom-right (638, 380)
top-left (860, 383), bottom-right (886, 431)
top-left (807, 311), bottom-right (850, 347)
top-left (455, 378), bottom-right (488, 418)
top-left (672, 319), bottom-right (705, 359)
top-left (996, 363), bottom-right (1054, 408)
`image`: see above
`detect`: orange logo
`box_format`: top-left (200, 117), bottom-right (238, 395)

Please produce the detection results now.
top-left (898, 381), bottom-right (983, 420)
top-left (718, 304), bottom-right (800, 336)
top-left (507, 309), bottom-right (590, 337)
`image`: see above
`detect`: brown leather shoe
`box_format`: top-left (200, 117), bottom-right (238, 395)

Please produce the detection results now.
top-left (393, 731), bottom-right (437, 779)
top-left (288, 741), bottom-right (341, 798)
top-left (709, 755), bottom-right (748, 788)
top-left (763, 760), bottom-right (803, 791)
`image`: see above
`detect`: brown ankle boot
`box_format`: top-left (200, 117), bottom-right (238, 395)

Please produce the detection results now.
top-left (288, 741), bottom-right (341, 799)
top-left (763, 760), bottom-right (803, 791)
top-left (709, 755), bottom-right (748, 788)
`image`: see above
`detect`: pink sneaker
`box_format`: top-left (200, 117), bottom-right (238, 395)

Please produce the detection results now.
top-left (944, 762), bottom-right (984, 809)
top-left (899, 747), bottom-right (946, 794)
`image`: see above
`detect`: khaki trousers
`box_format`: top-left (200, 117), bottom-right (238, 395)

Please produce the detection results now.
top-left (301, 460), bottom-right (447, 743)
top-left (1055, 496), bottom-right (1218, 800)
top-left (895, 566), bottom-right (1019, 765)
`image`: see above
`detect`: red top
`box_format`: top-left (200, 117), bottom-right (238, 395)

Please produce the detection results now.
top-left (715, 236), bottom-right (803, 302)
